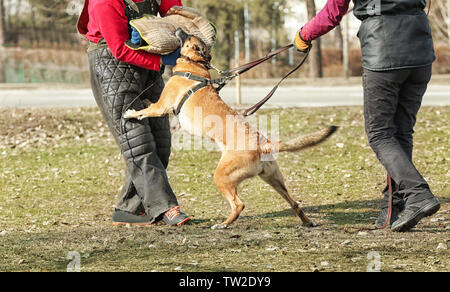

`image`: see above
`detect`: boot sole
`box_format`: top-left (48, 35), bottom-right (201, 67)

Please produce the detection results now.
top-left (391, 200), bottom-right (440, 232)
top-left (112, 222), bottom-right (153, 227)
top-left (176, 217), bottom-right (191, 227)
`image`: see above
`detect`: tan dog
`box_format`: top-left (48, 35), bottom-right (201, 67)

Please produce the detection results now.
top-left (125, 30), bottom-right (337, 229)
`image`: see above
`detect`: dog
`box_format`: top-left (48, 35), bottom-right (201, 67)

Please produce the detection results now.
top-left (124, 29), bottom-right (338, 229)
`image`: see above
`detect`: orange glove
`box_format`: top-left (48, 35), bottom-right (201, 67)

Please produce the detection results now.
top-left (294, 29), bottom-right (312, 53)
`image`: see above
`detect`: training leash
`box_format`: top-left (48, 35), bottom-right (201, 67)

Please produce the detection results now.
top-left (243, 46), bottom-right (311, 116)
top-left (172, 44), bottom-right (310, 117)
top-left (343, 175), bottom-right (393, 234)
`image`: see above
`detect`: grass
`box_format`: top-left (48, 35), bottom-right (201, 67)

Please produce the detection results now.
top-left (0, 106), bottom-right (448, 272)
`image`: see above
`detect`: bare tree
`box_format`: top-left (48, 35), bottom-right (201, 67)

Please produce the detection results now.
top-left (306, 0), bottom-right (323, 78)
top-left (342, 15), bottom-right (350, 79)
top-left (429, 0), bottom-right (450, 45)
top-left (0, 0), bottom-right (5, 83)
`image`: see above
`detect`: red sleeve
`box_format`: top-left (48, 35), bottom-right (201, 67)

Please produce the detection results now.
top-left (301, 0), bottom-right (351, 42)
top-left (92, 0), bottom-right (161, 71)
top-left (159, 0), bottom-right (182, 16)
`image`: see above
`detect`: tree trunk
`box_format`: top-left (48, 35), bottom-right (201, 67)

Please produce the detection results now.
top-left (447, 0), bottom-right (450, 46)
top-left (342, 16), bottom-right (350, 79)
top-left (306, 0), bottom-right (323, 78)
top-left (0, 0), bottom-right (5, 83)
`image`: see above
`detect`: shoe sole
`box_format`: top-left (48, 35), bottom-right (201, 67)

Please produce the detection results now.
top-left (176, 217), bottom-right (191, 227)
top-left (391, 200), bottom-right (440, 232)
top-left (112, 222), bottom-right (153, 227)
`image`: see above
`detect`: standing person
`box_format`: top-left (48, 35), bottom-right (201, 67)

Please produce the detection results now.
top-left (77, 0), bottom-right (191, 226)
top-left (294, 0), bottom-right (440, 232)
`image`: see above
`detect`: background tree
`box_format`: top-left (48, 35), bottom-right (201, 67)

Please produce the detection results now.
top-left (0, 0), bottom-right (5, 82)
top-left (184, 0), bottom-right (289, 71)
top-left (305, 0), bottom-right (323, 78)
top-left (429, 0), bottom-right (450, 45)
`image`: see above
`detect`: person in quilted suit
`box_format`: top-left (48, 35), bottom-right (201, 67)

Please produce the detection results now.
top-left (77, 0), bottom-right (190, 226)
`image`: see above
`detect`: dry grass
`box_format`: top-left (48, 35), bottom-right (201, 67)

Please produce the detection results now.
top-left (0, 106), bottom-right (448, 272)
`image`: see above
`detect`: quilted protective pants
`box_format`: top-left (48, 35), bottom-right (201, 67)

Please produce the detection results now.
top-left (88, 44), bottom-right (178, 222)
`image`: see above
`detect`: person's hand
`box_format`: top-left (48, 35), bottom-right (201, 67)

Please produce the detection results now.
top-left (130, 27), bottom-right (142, 46)
top-left (294, 29), bottom-right (312, 53)
top-left (161, 48), bottom-right (181, 66)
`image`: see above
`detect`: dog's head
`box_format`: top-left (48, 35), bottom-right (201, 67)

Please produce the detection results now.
top-left (175, 29), bottom-right (212, 65)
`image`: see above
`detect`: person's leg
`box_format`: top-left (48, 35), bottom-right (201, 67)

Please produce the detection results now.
top-left (363, 68), bottom-right (412, 210)
top-left (393, 65), bottom-right (434, 204)
top-left (88, 47), bottom-right (180, 223)
top-left (389, 65), bottom-right (440, 231)
top-left (363, 68), bottom-right (438, 229)
top-left (142, 72), bottom-right (172, 169)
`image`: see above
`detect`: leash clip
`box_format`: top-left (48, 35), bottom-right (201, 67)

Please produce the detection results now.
top-left (184, 72), bottom-right (192, 79)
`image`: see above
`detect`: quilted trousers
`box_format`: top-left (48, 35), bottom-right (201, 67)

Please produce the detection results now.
top-left (88, 45), bottom-right (178, 222)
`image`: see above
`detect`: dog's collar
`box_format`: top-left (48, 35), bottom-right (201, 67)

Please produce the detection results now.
top-left (180, 55), bottom-right (212, 70)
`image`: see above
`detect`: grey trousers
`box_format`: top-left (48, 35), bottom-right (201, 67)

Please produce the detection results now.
top-left (363, 65), bottom-right (435, 209)
top-left (88, 45), bottom-right (178, 222)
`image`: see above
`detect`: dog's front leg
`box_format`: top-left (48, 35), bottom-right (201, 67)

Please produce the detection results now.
top-left (124, 104), bottom-right (167, 120)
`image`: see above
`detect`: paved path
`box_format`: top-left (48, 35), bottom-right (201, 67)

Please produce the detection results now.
top-left (0, 85), bottom-right (449, 108)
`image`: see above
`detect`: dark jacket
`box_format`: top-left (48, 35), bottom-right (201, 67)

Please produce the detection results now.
top-left (354, 0), bottom-right (435, 71)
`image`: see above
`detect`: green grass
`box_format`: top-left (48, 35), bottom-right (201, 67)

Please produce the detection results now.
top-left (0, 106), bottom-right (448, 272)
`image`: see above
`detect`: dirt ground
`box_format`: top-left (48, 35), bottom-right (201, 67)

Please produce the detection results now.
top-left (0, 106), bottom-right (448, 272)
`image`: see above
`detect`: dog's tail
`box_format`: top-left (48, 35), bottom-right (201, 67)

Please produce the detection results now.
top-left (261, 126), bottom-right (338, 154)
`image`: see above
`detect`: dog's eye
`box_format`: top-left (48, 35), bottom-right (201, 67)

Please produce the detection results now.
top-left (194, 45), bottom-right (200, 52)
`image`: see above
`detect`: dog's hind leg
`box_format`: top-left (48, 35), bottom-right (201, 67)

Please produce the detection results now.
top-left (258, 161), bottom-right (316, 227)
top-left (211, 152), bottom-right (259, 229)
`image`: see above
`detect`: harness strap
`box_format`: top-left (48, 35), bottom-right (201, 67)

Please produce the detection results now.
top-left (124, 0), bottom-right (140, 13)
top-left (172, 72), bottom-right (211, 115)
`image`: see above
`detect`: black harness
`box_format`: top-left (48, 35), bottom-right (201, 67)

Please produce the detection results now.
top-left (171, 70), bottom-right (231, 115)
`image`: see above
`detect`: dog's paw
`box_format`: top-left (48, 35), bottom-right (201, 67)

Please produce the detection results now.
top-left (211, 223), bottom-right (228, 230)
top-left (304, 221), bottom-right (318, 228)
top-left (124, 109), bottom-right (138, 119)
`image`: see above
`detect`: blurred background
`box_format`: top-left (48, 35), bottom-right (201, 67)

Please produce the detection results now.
top-left (0, 0), bottom-right (448, 85)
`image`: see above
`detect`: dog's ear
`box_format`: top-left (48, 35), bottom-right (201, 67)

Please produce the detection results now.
top-left (175, 28), bottom-right (189, 46)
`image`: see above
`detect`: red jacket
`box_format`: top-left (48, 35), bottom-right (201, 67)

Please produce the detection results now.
top-left (301, 0), bottom-right (350, 42)
top-left (77, 0), bottom-right (182, 71)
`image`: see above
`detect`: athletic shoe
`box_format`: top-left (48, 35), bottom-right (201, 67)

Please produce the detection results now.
top-left (162, 206), bottom-right (191, 226)
top-left (112, 209), bottom-right (152, 226)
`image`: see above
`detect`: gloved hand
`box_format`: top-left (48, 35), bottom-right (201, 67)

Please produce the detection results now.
top-left (161, 48), bottom-right (181, 66)
top-left (131, 27), bottom-right (142, 46)
top-left (294, 29), bottom-right (312, 53)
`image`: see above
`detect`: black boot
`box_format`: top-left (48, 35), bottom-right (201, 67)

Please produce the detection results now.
top-left (375, 205), bottom-right (402, 228)
top-left (391, 197), bottom-right (440, 232)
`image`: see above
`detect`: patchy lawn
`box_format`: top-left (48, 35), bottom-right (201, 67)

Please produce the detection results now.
top-left (0, 106), bottom-right (448, 272)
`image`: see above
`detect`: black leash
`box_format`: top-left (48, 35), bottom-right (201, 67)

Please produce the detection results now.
top-left (344, 175), bottom-right (393, 234)
top-left (121, 81), bottom-right (157, 174)
top-left (143, 44), bottom-right (309, 119)
top-left (171, 44), bottom-right (310, 117)
top-left (243, 46), bottom-right (311, 117)
top-left (220, 44), bottom-right (294, 77)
